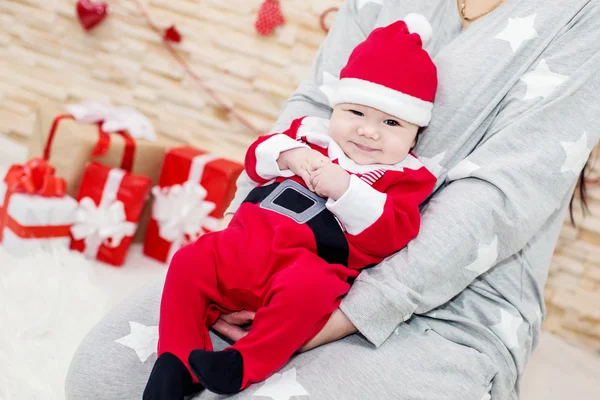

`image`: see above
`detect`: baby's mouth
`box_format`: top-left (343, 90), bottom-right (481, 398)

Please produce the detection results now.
top-left (353, 142), bottom-right (377, 152)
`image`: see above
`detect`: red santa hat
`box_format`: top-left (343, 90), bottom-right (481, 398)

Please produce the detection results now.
top-left (329, 13), bottom-right (438, 127)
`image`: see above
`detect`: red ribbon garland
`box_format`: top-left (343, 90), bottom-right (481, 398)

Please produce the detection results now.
top-left (43, 115), bottom-right (136, 172)
top-left (130, 1), bottom-right (339, 135)
top-left (132, 0), bottom-right (265, 136)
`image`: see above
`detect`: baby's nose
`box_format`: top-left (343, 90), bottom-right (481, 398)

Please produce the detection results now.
top-left (358, 125), bottom-right (379, 139)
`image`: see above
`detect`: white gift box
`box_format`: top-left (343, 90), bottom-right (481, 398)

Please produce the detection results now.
top-left (0, 181), bottom-right (78, 257)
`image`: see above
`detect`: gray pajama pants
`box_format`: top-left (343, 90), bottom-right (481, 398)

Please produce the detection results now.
top-left (65, 280), bottom-right (495, 400)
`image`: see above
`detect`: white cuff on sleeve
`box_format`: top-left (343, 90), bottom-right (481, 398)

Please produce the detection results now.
top-left (326, 175), bottom-right (386, 235)
top-left (255, 134), bottom-right (309, 180)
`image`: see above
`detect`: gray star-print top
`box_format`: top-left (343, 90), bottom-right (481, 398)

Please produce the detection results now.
top-left (225, 0), bottom-right (600, 398)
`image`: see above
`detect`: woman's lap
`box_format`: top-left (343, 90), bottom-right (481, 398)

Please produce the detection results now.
top-left (65, 281), bottom-right (496, 400)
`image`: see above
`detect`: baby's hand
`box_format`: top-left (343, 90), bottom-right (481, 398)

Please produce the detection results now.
top-left (310, 163), bottom-right (350, 200)
top-left (277, 148), bottom-right (331, 189)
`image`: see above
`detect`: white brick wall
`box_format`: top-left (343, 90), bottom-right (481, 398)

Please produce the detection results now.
top-left (0, 0), bottom-right (342, 160)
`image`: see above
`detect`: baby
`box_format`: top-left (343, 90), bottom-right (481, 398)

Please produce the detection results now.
top-left (145, 13), bottom-right (438, 400)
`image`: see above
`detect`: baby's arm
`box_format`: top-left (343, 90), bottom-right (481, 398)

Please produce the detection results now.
top-left (244, 118), bottom-right (309, 184)
top-left (326, 167), bottom-right (437, 258)
top-left (245, 116), bottom-right (333, 186)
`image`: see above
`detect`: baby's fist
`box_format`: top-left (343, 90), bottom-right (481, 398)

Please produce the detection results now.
top-left (310, 163), bottom-right (350, 200)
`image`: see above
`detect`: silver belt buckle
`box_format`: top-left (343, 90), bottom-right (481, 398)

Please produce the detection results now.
top-left (259, 180), bottom-right (326, 224)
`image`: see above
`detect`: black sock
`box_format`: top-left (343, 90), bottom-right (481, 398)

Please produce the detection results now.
top-left (188, 348), bottom-right (244, 395)
top-left (143, 353), bottom-right (204, 400)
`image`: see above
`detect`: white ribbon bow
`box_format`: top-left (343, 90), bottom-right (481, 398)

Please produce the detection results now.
top-left (152, 181), bottom-right (218, 250)
top-left (65, 101), bottom-right (157, 141)
top-left (71, 195), bottom-right (137, 258)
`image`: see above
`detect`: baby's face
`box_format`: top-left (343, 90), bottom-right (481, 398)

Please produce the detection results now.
top-left (329, 104), bottom-right (419, 165)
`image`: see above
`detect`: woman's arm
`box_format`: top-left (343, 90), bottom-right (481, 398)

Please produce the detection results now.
top-left (340, 7), bottom-right (600, 347)
top-left (224, 0), bottom-right (375, 215)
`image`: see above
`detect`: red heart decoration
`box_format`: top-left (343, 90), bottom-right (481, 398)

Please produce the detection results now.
top-left (255, 0), bottom-right (285, 36)
top-left (76, 0), bottom-right (108, 32)
top-left (163, 25), bottom-right (182, 43)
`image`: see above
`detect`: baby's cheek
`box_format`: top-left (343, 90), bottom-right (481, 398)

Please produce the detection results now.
top-left (386, 140), bottom-right (408, 163)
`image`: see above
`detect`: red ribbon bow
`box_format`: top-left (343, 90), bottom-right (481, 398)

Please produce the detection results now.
top-left (4, 158), bottom-right (67, 197)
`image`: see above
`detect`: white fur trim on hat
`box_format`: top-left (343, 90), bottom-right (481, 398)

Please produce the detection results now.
top-left (329, 77), bottom-right (433, 126)
top-left (403, 13), bottom-right (433, 47)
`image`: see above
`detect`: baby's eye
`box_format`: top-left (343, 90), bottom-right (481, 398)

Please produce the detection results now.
top-left (349, 110), bottom-right (364, 117)
top-left (384, 119), bottom-right (400, 126)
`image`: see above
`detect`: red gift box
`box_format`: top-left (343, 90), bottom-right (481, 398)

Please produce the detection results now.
top-left (28, 100), bottom-right (172, 244)
top-left (70, 162), bottom-right (151, 266)
top-left (143, 146), bottom-right (243, 263)
top-left (0, 158), bottom-right (71, 247)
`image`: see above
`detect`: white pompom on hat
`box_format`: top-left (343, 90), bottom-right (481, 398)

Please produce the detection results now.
top-left (403, 12), bottom-right (433, 47)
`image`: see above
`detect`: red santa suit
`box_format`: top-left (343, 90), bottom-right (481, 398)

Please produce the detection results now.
top-left (157, 115), bottom-right (437, 389)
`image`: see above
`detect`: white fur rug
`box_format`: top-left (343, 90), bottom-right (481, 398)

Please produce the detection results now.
top-left (0, 247), bottom-right (110, 400)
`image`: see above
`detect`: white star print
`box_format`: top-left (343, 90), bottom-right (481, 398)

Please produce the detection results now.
top-left (253, 368), bottom-right (309, 400)
top-left (520, 60), bottom-right (568, 100)
top-left (447, 159), bottom-right (480, 181)
top-left (481, 389), bottom-right (492, 400)
top-left (560, 132), bottom-right (591, 175)
top-left (356, 0), bottom-right (384, 10)
top-left (115, 321), bottom-right (159, 363)
top-left (490, 309), bottom-right (523, 349)
top-left (495, 14), bottom-right (539, 52)
top-left (318, 71), bottom-right (338, 103)
top-left (420, 151), bottom-right (446, 177)
top-left (465, 236), bottom-right (499, 275)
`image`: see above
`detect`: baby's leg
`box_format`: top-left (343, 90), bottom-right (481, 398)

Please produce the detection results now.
top-left (188, 250), bottom-right (358, 395)
top-left (144, 234), bottom-right (227, 399)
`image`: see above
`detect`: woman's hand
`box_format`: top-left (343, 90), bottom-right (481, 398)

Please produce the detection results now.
top-left (298, 308), bottom-right (357, 352)
top-left (211, 308), bottom-right (357, 352)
